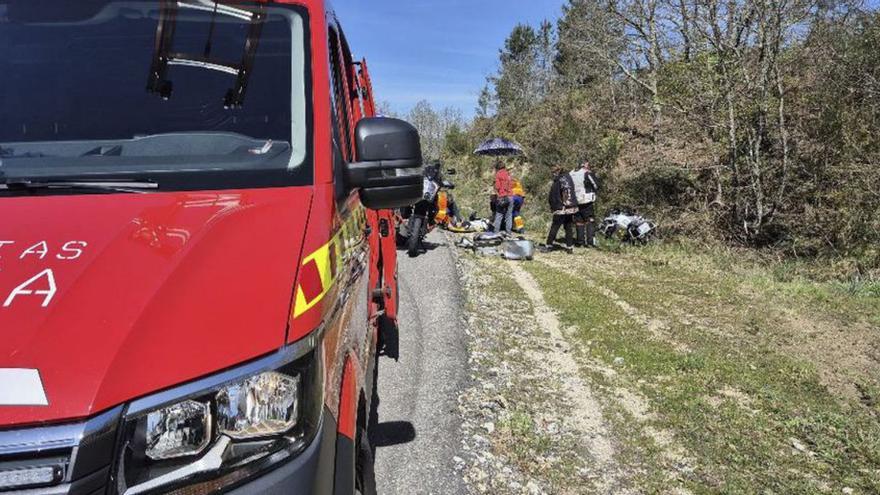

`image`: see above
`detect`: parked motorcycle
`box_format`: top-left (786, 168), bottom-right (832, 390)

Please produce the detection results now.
top-left (397, 163), bottom-right (457, 257)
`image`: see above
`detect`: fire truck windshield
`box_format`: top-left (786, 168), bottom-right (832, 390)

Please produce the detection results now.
top-left (0, 1), bottom-right (311, 192)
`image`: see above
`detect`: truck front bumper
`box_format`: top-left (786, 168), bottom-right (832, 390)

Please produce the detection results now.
top-left (226, 408), bottom-right (337, 495)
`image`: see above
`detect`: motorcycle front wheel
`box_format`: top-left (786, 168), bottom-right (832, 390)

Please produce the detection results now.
top-left (406, 216), bottom-right (423, 257)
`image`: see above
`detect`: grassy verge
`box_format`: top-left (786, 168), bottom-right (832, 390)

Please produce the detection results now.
top-left (524, 248), bottom-right (880, 494)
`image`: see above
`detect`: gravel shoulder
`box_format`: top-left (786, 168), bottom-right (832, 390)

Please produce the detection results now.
top-left (453, 250), bottom-right (637, 495)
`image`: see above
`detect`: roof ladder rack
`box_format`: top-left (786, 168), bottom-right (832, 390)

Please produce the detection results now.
top-left (147, 0), bottom-right (267, 108)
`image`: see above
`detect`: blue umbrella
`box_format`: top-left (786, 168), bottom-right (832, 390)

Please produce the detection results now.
top-left (474, 137), bottom-right (524, 156)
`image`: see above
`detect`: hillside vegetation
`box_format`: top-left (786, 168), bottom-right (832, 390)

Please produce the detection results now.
top-left (411, 0), bottom-right (880, 281)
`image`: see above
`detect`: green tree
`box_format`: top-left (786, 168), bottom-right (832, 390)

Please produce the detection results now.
top-left (492, 23), bottom-right (540, 117)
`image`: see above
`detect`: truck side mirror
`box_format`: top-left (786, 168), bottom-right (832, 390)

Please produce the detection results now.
top-left (345, 118), bottom-right (424, 209)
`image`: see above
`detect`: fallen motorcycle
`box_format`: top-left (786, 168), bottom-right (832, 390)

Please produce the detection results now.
top-left (601, 208), bottom-right (657, 245)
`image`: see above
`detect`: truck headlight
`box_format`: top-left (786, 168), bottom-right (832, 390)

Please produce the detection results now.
top-left (114, 345), bottom-right (323, 495)
top-left (145, 400), bottom-right (212, 460)
top-left (217, 372), bottom-right (300, 439)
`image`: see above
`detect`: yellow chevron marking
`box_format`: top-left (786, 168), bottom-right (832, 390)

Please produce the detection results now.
top-left (293, 239), bottom-right (335, 318)
top-left (292, 205), bottom-right (367, 319)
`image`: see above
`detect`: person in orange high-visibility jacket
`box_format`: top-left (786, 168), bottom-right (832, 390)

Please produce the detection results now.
top-left (511, 178), bottom-right (525, 232)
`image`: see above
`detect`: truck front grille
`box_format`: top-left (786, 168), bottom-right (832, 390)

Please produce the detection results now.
top-left (0, 407), bottom-right (121, 494)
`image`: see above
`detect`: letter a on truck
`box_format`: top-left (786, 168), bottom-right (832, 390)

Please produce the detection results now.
top-left (0, 1), bottom-right (421, 493)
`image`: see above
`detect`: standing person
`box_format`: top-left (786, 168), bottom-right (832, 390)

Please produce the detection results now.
top-left (543, 165), bottom-right (578, 252)
top-left (492, 161), bottom-right (514, 235)
top-left (570, 159), bottom-right (601, 247)
top-left (511, 176), bottom-right (526, 232)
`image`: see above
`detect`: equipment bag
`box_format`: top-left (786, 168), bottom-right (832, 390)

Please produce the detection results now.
top-left (474, 232), bottom-right (505, 246)
top-left (502, 239), bottom-right (535, 260)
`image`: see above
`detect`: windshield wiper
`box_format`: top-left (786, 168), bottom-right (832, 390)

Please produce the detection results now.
top-left (0, 145), bottom-right (52, 158)
top-left (0, 177), bottom-right (159, 194)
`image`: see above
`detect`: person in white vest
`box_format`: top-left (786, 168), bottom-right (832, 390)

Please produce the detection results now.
top-left (569, 159), bottom-right (601, 247)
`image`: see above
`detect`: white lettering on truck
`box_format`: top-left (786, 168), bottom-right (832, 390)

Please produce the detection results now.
top-left (57, 241), bottom-right (88, 260)
top-left (20, 241), bottom-right (50, 259)
top-left (3, 269), bottom-right (58, 308)
top-left (1, 240), bottom-right (88, 308)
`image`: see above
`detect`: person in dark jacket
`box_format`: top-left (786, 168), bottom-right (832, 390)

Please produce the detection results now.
top-left (543, 165), bottom-right (578, 252)
top-left (569, 159), bottom-right (601, 247)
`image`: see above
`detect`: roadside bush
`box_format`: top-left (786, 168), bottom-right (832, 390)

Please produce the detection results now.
top-left (614, 165), bottom-right (696, 209)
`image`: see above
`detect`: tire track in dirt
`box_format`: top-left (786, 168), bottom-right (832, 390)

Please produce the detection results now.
top-left (523, 258), bottom-right (696, 492)
top-left (506, 263), bottom-right (632, 494)
top-left (537, 257), bottom-right (691, 354)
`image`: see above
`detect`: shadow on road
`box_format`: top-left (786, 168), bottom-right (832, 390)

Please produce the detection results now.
top-left (370, 420), bottom-right (417, 448)
top-left (397, 240), bottom-right (444, 257)
top-left (369, 353), bottom-right (417, 452)
top-left (377, 315), bottom-right (399, 361)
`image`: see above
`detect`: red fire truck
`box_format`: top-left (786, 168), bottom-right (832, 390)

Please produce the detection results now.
top-left (0, 1), bottom-right (420, 493)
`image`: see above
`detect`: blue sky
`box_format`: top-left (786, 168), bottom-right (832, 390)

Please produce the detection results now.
top-left (332, 0), bottom-right (563, 118)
